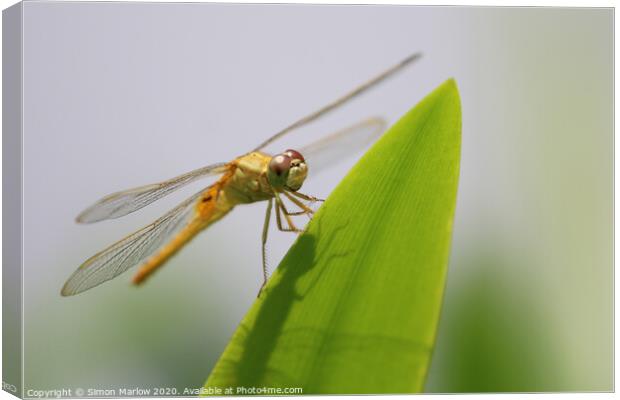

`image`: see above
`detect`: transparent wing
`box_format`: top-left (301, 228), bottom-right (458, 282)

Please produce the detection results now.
top-left (62, 189), bottom-right (206, 296)
top-left (299, 117), bottom-right (387, 177)
top-left (76, 162), bottom-right (228, 223)
top-left (253, 52), bottom-right (421, 151)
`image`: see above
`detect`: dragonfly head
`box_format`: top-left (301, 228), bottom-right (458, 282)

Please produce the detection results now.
top-left (267, 149), bottom-right (308, 192)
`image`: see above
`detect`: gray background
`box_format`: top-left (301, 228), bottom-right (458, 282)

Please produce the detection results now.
top-left (19, 2), bottom-right (612, 393)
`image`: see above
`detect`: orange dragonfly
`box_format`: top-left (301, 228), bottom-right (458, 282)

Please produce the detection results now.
top-left (61, 53), bottom-right (421, 297)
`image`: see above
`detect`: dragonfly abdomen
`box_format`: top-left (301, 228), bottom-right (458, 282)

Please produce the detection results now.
top-left (131, 179), bottom-right (235, 285)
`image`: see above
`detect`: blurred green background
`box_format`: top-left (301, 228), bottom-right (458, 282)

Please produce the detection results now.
top-left (20, 4), bottom-right (611, 394)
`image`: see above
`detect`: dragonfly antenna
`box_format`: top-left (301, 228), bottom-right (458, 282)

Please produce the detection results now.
top-left (253, 52), bottom-right (423, 151)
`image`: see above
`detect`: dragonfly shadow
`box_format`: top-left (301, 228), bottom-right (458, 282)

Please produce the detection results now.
top-left (231, 216), bottom-right (350, 387)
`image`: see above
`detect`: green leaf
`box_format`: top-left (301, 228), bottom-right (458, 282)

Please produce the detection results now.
top-left (204, 79), bottom-right (461, 395)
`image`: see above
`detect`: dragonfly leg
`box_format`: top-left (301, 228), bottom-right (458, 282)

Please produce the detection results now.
top-left (258, 198), bottom-right (273, 297)
top-left (274, 193), bottom-right (303, 233)
top-left (283, 191), bottom-right (315, 215)
top-left (280, 197), bottom-right (311, 216)
top-left (284, 210), bottom-right (308, 216)
top-left (289, 191), bottom-right (325, 203)
top-left (275, 201), bottom-right (284, 230)
top-left (275, 200), bottom-right (300, 232)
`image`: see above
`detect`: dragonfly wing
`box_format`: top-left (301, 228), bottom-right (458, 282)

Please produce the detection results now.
top-left (253, 53), bottom-right (420, 151)
top-left (299, 117), bottom-right (387, 177)
top-left (76, 162), bottom-right (228, 223)
top-left (62, 188), bottom-right (206, 296)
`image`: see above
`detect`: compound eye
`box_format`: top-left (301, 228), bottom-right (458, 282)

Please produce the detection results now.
top-left (269, 154), bottom-right (291, 176)
top-left (284, 149), bottom-right (305, 162)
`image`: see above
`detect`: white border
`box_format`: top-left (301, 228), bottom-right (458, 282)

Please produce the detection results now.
top-left (0, 2), bottom-right (615, 400)
top-left (0, 0), bottom-right (617, 7)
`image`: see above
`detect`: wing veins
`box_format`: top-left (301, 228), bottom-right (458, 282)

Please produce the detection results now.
top-left (77, 162), bottom-right (227, 223)
top-left (63, 190), bottom-right (205, 296)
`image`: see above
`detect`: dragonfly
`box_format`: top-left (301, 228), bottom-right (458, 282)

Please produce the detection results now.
top-left (61, 52), bottom-right (422, 297)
